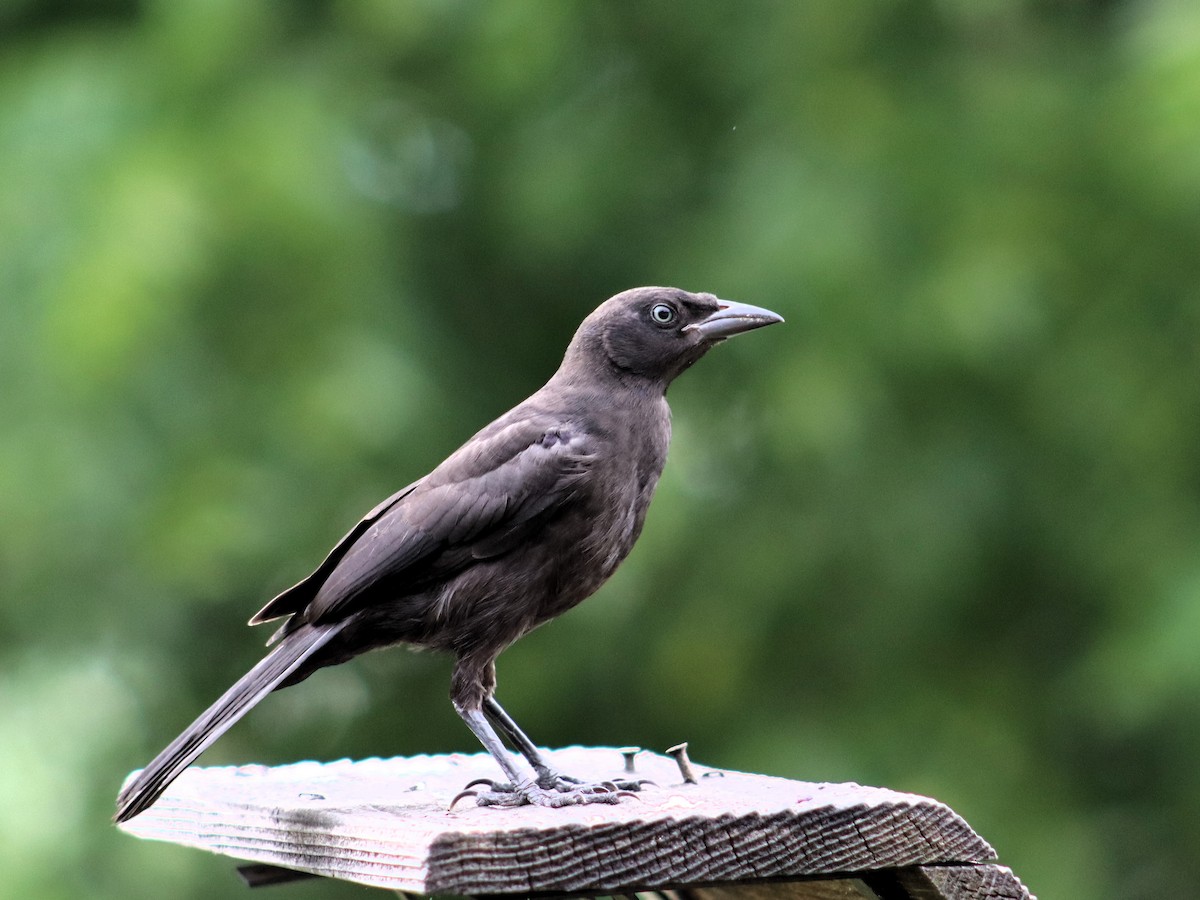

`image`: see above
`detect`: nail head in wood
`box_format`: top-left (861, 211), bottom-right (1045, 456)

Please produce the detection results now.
top-left (618, 745), bottom-right (642, 774)
top-left (666, 741), bottom-right (699, 784)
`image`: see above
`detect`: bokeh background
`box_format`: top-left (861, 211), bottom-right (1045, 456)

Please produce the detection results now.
top-left (3, 2), bottom-right (1200, 898)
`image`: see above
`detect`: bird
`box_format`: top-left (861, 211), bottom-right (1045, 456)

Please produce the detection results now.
top-left (115, 286), bottom-right (782, 821)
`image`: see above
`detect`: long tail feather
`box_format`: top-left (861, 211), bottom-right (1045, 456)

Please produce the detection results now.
top-left (115, 623), bottom-right (340, 823)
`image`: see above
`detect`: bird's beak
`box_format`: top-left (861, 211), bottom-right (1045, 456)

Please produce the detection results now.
top-left (686, 300), bottom-right (785, 340)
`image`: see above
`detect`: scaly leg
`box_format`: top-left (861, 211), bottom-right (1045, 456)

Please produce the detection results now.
top-left (453, 702), bottom-right (625, 808)
top-left (483, 695), bottom-right (646, 793)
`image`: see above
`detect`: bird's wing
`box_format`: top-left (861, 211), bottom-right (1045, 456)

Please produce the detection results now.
top-left (249, 479), bottom-right (424, 627)
top-left (259, 415), bottom-right (596, 631)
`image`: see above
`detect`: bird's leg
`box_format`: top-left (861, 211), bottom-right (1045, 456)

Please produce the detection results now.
top-left (455, 702), bottom-right (536, 790)
top-left (453, 703), bottom-right (627, 808)
top-left (483, 695), bottom-right (578, 790)
top-left (483, 696), bottom-right (646, 793)
top-left (450, 657), bottom-right (638, 808)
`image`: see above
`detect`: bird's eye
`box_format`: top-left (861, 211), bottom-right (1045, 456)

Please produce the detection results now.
top-left (650, 303), bottom-right (677, 326)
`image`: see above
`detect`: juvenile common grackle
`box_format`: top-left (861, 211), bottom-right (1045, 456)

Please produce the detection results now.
top-left (115, 286), bottom-right (782, 821)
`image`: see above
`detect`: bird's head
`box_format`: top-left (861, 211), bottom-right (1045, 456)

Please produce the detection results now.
top-left (563, 287), bottom-right (784, 388)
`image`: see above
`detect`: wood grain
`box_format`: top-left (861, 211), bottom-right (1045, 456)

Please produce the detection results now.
top-left (116, 747), bottom-right (1001, 896)
top-left (893, 865), bottom-right (1034, 900)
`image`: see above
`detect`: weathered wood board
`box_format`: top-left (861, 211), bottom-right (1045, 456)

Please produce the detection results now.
top-left (116, 747), bottom-right (1030, 898)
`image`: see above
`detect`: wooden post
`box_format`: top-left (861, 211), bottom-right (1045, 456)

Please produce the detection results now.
top-left (116, 747), bottom-right (1034, 899)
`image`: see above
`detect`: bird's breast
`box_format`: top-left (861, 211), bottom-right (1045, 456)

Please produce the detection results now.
top-left (533, 426), bottom-right (667, 621)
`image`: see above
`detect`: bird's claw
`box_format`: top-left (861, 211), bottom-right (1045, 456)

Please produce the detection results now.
top-left (537, 772), bottom-right (583, 790)
top-left (451, 769), bottom-right (652, 810)
top-left (462, 777), bottom-right (515, 792)
top-left (449, 788), bottom-right (480, 810)
top-left (449, 777), bottom-right (520, 809)
top-left (454, 774), bottom-right (647, 809)
top-left (474, 782), bottom-right (624, 808)
top-left (607, 777), bottom-right (654, 792)
top-left (536, 771), bottom-right (651, 794)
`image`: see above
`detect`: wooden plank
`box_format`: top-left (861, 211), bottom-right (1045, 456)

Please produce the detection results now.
top-left (117, 747), bottom-right (998, 896)
top-left (681, 878), bottom-right (880, 898)
top-left (892, 865), bottom-right (1034, 900)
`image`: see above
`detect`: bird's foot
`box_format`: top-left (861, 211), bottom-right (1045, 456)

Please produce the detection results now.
top-left (531, 764), bottom-right (652, 794)
top-left (451, 777), bottom-right (644, 809)
top-left (538, 773), bottom-right (652, 793)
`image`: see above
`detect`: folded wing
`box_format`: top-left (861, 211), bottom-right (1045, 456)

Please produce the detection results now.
top-left (251, 415), bottom-right (595, 636)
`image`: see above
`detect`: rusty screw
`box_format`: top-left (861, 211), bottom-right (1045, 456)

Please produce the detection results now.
top-left (618, 746), bottom-right (642, 775)
top-left (666, 742), bottom-right (698, 784)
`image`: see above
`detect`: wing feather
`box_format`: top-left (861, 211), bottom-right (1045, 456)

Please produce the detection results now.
top-left (249, 479), bottom-right (422, 628)
top-left (263, 415), bottom-right (594, 632)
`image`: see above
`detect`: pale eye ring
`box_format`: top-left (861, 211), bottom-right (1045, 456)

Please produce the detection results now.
top-left (650, 303), bottom-right (677, 325)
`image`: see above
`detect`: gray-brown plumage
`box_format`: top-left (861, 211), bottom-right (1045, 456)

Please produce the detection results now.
top-left (115, 287), bottom-right (782, 821)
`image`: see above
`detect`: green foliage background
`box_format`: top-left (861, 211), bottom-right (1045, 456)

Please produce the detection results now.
top-left (3, 2), bottom-right (1199, 898)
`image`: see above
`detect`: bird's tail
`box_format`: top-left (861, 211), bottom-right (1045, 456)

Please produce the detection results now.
top-left (115, 622), bottom-right (341, 823)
